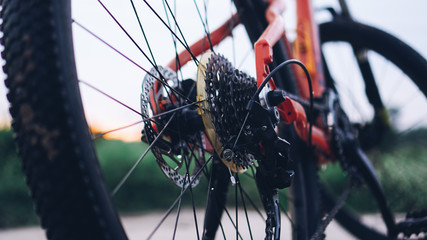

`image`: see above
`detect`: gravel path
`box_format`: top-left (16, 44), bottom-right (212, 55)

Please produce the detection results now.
top-left (1, 210), bottom-right (385, 239)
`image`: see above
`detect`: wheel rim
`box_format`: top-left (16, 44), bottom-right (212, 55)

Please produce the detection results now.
top-left (320, 21), bottom-right (427, 238)
top-left (71, 1), bottom-right (297, 239)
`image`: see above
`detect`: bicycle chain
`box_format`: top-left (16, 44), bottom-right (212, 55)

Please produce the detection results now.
top-left (330, 100), bottom-right (364, 185)
top-left (310, 184), bottom-right (352, 240)
top-left (204, 54), bottom-right (257, 169)
top-left (399, 210), bottom-right (427, 239)
top-left (308, 99), bottom-right (359, 240)
top-left (330, 99), bottom-right (427, 239)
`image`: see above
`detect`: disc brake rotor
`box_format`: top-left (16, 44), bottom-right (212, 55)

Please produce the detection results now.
top-left (141, 66), bottom-right (205, 188)
top-left (141, 52), bottom-right (258, 186)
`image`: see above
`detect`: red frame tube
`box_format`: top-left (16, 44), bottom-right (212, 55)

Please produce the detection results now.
top-left (294, 0), bottom-right (325, 98)
top-left (254, 0), bottom-right (330, 156)
top-left (166, 0), bottom-right (332, 159)
top-left (167, 14), bottom-right (239, 71)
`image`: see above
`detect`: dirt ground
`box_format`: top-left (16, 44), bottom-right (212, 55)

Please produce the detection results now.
top-left (0, 210), bottom-right (386, 239)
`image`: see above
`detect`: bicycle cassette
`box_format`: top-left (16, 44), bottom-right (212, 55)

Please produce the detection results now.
top-left (196, 52), bottom-right (258, 173)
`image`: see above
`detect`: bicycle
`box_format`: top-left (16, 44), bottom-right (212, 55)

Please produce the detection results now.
top-left (1, 0), bottom-right (427, 239)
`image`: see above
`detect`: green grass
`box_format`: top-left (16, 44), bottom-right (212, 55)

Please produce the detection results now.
top-left (95, 138), bottom-right (210, 212)
top-left (1, 127), bottom-right (426, 228)
top-left (0, 129), bottom-right (39, 228)
top-left (319, 129), bottom-right (427, 212)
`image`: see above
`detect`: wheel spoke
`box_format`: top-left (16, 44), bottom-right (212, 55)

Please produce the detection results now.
top-left (186, 142), bottom-right (210, 178)
top-left (237, 175), bottom-right (254, 240)
top-left (74, 20), bottom-right (191, 102)
top-left (190, 187), bottom-right (201, 238)
top-left (92, 120), bottom-right (144, 140)
top-left (172, 187), bottom-right (184, 240)
top-left (248, 167), bottom-right (265, 220)
top-left (73, 20), bottom-right (151, 76)
top-left (97, 0), bottom-right (157, 69)
top-left (148, 100), bottom-right (206, 120)
top-left (147, 155), bottom-right (213, 239)
top-left (161, 0), bottom-right (185, 90)
top-left (128, 0), bottom-right (158, 68)
top-left (278, 191), bottom-right (295, 228)
top-left (192, 0), bottom-right (213, 52)
top-left (223, 207), bottom-right (244, 240)
top-left (79, 80), bottom-right (142, 116)
top-left (235, 177), bottom-right (239, 240)
top-left (399, 118), bottom-right (427, 136)
top-left (81, 77), bottom-right (204, 138)
top-left (111, 112), bottom-right (176, 196)
top-left (97, 0), bottom-right (193, 103)
top-left (237, 48), bottom-right (253, 70)
top-left (241, 186), bottom-right (265, 220)
top-left (228, 0), bottom-right (237, 66)
top-left (143, 0), bottom-right (199, 65)
top-left (182, 150), bottom-right (201, 240)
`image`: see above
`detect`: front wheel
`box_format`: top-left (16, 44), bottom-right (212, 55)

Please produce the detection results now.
top-left (317, 19), bottom-right (427, 239)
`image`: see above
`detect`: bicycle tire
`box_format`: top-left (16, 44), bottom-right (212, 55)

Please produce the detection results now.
top-left (286, 132), bottom-right (321, 240)
top-left (316, 19), bottom-right (427, 239)
top-left (1, 0), bottom-right (312, 239)
top-left (1, 0), bottom-right (127, 239)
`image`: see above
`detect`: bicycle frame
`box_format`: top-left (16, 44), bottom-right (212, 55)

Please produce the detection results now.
top-left (167, 0), bottom-right (333, 161)
top-left (4, 0), bottom-right (424, 238)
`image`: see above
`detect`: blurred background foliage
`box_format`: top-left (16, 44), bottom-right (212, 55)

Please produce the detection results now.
top-left (1, 127), bottom-right (426, 228)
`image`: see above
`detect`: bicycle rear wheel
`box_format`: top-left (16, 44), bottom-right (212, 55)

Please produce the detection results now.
top-left (318, 19), bottom-right (427, 239)
top-left (1, 0), bottom-right (309, 239)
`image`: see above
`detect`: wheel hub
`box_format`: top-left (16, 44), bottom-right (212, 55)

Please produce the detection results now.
top-left (141, 66), bottom-right (205, 188)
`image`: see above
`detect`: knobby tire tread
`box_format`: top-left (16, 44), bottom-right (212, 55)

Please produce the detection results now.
top-left (1, 0), bottom-right (126, 239)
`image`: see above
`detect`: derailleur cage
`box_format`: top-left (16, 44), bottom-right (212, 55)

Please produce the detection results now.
top-left (246, 101), bottom-right (294, 189)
